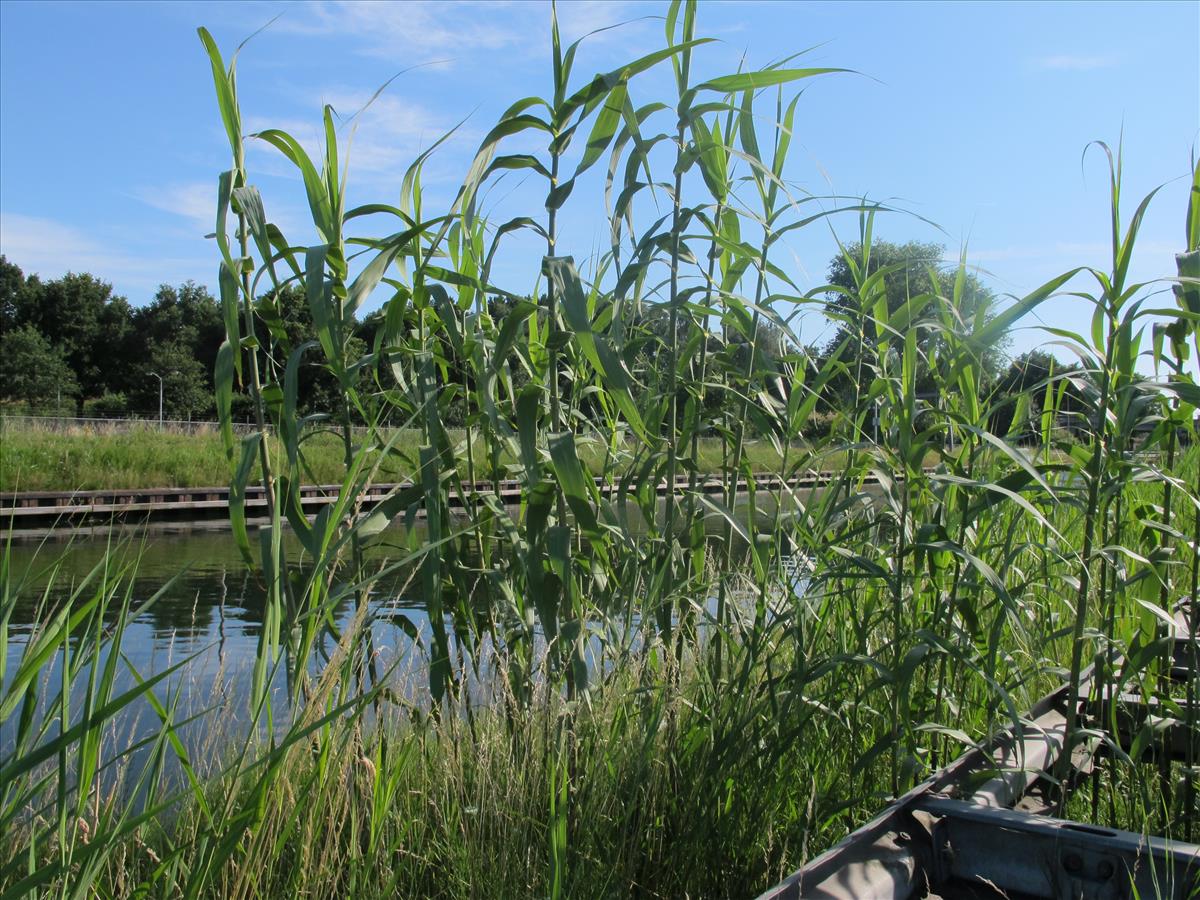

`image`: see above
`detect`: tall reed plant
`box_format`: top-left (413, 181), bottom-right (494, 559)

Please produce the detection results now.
top-left (3, 3), bottom-right (1197, 896)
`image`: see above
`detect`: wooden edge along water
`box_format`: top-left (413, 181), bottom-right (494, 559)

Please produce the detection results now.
top-left (0, 469), bottom-right (927, 535)
top-left (758, 601), bottom-right (1200, 900)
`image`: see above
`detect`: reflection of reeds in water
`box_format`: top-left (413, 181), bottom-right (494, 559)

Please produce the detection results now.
top-left (3, 1), bottom-right (1199, 895)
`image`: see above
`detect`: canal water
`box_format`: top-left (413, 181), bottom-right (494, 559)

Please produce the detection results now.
top-left (2, 523), bottom-right (451, 772)
top-left (2, 495), bottom-right (812, 780)
top-left (4, 524), bottom-right (436, 670)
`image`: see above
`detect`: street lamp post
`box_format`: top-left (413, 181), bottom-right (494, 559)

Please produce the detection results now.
top-left (150, 371), bottom-right (164, 428)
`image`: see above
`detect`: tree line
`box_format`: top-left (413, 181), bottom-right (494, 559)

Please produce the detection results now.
top-left (0, 245), bottom-right (1082, 436)
top-left (1, 256), bottom-right (353, 420)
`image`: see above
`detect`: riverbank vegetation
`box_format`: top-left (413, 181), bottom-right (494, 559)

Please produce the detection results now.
top-left (0, 423), bottom-right (813, 492)
top-left (2, 1), bottom-right (1198, 896)
top-left (0, 248), bottom-right (1074, 426)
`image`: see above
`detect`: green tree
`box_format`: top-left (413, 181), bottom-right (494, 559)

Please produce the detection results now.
top-left (258, 283), bottom-right (369, 418)
top-left (127, 340), bottom-right (211, 420)
top-left (14, 270), bottom-right (132, 410)
top-left (0, 255), bottom-right (38, 334)
top-left (989, 349), bottom-right (1058, 437)
top-left (145, 341), bottom-right (210, 419)
top-left (989, 349), bottom-right (1093, 440)
top-left (135, 282), bottom-right (223, 379)
top-left (819, 240), bottom-right (1001, 402)
top-left (0, 323), bottom-right (79, 409)
top-left (623, 302), bottom-right (794, 436)
top-left (121, 282), bottom-right (223, 415)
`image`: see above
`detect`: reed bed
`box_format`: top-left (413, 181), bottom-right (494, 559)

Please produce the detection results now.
top-left (2, 1), bottom-right (1198, 896)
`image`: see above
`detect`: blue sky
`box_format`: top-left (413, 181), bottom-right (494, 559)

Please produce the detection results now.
top-left (1, 0), bottom-right (1197, 370)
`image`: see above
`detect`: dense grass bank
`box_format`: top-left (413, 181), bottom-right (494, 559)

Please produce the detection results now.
top-left (0, 424), bottom-right (806, 493)
top-left (0, 424), bottom-right (409, 491)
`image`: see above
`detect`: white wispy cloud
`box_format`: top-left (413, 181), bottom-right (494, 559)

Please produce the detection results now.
top-left (0, 211), bottom-right (205, 295)
top-left (133, 178), bottom-right (312, 248)
top-left (272, 0), bottom-right (525, 62)
top-left (1032, 54), bottom-right (1118, 71)
top-left (239, 98), bottom-right (468, 202)
top-left (320, 92), bottom-right (465, 175)
top-left (553, 0), bottom-right (644, 45)
top-left (135, 182), bottom-right (215, 236)
top-left (261, 0), bottom-right (643, 67)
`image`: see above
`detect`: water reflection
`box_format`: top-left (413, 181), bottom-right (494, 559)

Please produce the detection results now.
top-left (3, 492), bottom-right (813, 773)
top-left (2, 524), bottom-right (444, 767)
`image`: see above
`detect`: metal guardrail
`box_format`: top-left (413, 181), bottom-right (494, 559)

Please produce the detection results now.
top-left (0, 414), bottom-right (456, 439)
top-left (0, 414), bottom-right (257, 435)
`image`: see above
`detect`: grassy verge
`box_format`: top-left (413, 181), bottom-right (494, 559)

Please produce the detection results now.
top-left (0, 424), bottom-right (395, 492)
top-left (0, 423), bottom-right (820, 493)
